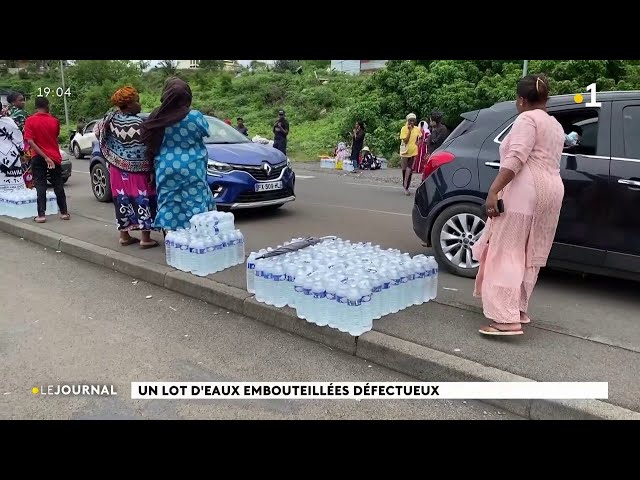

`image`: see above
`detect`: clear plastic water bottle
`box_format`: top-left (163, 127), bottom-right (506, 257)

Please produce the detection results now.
top-left (271, 261), bottom-right (287, 308)
top-left (262, 260), bottom-right (274, 306)
top-left (190, 236), bottom-right (208, 276)
top-left (293, 267), bottom-right (307, 319)
top-left (301, 273), bottom-right (315, 321)
top-left (325, 278), bottom-right (340, 329)
top-left (164, 231), bottom-right (175, 267)
top-left (284, 262), bottom-right (298, 308)
top-left (388, 267), bottom-right (401, 314)
top-left (311, 277), bottom-right (327, 326)
top-left (235, 230), bottom-right (245, 265)
top-left (254, 259), bottom-right (266, 303)
top-left (246, 252), bottom-right (258, 293)
top-left (334, 281), bottom-right (350, 332)
top-left (429, 257), bottom-right (439, 300)
top-left (346, 285), bottom-right (362, 336)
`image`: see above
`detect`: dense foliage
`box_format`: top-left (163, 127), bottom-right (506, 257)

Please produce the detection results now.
top-left (1, 60), bottom-right (638, 160)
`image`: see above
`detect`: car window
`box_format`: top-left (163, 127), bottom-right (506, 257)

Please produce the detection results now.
top-left (623, 106), bottom-right (640, 159)
top-left (203, 115), bottom-right (251, 144)
top-left (84, 122), bottom-right (96, 135)
top-left (495, 124), bottom-right (512, 143)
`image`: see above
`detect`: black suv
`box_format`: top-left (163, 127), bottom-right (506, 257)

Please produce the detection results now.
top-left (413, 91), bottom-right (640, 280)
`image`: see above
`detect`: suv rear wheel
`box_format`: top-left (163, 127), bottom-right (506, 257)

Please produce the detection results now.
top-left (431, 202), bottom-right (486, 278)
top-left (91, 163), bottom-right (112, 202)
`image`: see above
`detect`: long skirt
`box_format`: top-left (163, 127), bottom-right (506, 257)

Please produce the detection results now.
top-left (472, 164), bottom-right (541, 324)
top-left (109, 164), bottom-right (157, 231)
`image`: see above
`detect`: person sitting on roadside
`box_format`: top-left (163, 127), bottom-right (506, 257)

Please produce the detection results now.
top-left (94, 86), bottom-right (158, 248)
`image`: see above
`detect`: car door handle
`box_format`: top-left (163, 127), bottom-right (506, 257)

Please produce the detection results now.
top-left (618, 179), bottom-right (640, 187)
top-left (485, 162), bottom-right (500, 168)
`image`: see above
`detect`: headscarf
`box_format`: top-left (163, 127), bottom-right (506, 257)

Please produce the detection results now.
top-left (140, 77), bottom-right (193, 164)
top-left (111, 86), bottom-right (138, 109)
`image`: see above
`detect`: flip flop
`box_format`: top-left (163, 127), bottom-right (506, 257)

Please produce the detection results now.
top-left (479, 323), bottom-right (524, 336)
top-left (139, 240), bottom-right (159, 250)
top-left (33, 216), bottom-right (46, 224)
top-left (119, 237), bottom-right (140, 246)
top-left (520, 315), bottom-right (531, 324)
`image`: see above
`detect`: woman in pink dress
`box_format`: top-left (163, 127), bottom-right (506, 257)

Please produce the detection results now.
top-left (472, 74), bottom-right (565, 336)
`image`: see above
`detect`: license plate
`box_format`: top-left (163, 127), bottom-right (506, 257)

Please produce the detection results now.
top-left (255, 181), bottom-right (283, 192)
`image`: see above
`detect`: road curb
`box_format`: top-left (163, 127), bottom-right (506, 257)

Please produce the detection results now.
top-left (2, 216), bottom-right (639, 420)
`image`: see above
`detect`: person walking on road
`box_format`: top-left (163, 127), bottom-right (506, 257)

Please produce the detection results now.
top-left (399, 113), bottom-right (422, 195)
top-left (350, 121), bottom-right (365, 169)
top-left (473, 74), bottom-right (565, 336)
top-left (141, 77), bottom-right (216, 233)
top-left (273, 110), bottom-right (289, 155)
top-left (23, 97), bottom-right (70, 223)
top-left (94, 86), bottom-right (158, 248)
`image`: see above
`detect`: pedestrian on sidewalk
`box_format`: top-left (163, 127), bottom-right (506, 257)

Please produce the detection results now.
top-left (473, 74), bottom-right (565, 336)
top-left (23, 97), bottom-right (70, 223)
top-left (399, 113), bottom-right (422, 195)
top-left (93, 86), bottom-right (159, 249)
top-left (141, 77), bottom-right (216, 233)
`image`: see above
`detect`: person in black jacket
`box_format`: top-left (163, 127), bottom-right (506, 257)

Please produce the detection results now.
top-left (428, 111), bottom-right (449, 154)
top-left (350, 121), bottom-right (365, 168)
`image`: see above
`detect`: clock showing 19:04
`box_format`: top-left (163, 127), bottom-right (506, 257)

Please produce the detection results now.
top-left (36, 87), bottom-right (71, 97)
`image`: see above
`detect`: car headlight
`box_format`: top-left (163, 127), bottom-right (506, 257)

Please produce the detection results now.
top-left (207, 160), bottom-right (232, 173)
top-left (286, 157), bottom-right (291, 168)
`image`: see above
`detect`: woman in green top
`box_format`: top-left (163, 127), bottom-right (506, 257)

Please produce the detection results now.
top-left (1, 91), bottom-right (28, 132)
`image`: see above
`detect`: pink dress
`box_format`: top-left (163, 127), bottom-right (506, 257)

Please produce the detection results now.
top-left (472, 109), bottom-right (565, 324)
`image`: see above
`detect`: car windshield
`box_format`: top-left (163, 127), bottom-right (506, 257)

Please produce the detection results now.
top-left (137, 112), bottom-right (250, 144)
top-left (203, 115), bottom-right (251, 144)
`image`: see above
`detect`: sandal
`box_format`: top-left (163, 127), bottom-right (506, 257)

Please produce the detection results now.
top-left (119, 237), bottom-right (140, 246)
top-left (520, 312), bottom-right (531, 324)
top-left (139, 240), bottom-right (160, 250)
top-left (33, 216), bottom-right (46, 224)
top-left (59, 213), bottom-right (71, 220)
top-left (479, 323), bottom-right (524, 336)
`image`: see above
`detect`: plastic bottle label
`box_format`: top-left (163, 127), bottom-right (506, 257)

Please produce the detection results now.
top-left (347, 299), bottom-right (362, 307)
top-left (392, 279), bottom-right (400, 286)
top-left (313, 292), bottom-right (326, 299)
top-left (408, 273), bottom-right (415, 281)
top-left (264, 273), bottom-right (273, 281)
top-left (273, 274), bottom-right (285, 282)
top-left (373, 286), bottom-right (382, 293)
top-left (197, 248), bottom-right (206, 254)
top-left (248, 263), bottom-right (256, 270)
top-left (286, 275), bottom-right (295, 282)
top-left (303, 288), bottom-right (312, 296)
top-left (294, 285), bottom-right (304, 293)
top-left (401, 276), bottom-right (409, 284)
top-left (383, 282), bottom-right (391, 289)
top-left (417, 272), bottom-right (426, 279)
top-left (326, 293), bottom-right (336, 300)
top-left (362, 295), bottom-right (372, 303)
top-left (336, 295), bottom-right (348, 304)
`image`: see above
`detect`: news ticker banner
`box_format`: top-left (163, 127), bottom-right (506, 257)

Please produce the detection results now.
top-left (131, 382), bottom-right (608, 400)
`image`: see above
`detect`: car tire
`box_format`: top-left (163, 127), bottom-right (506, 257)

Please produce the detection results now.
top-left (73, 143), bottom-right (84, 160)
top-left (91, 163), bottom-right (112, 202)
top-left (430, 202), bottom-right (486, 279)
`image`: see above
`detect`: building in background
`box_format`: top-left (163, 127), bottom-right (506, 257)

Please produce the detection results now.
top-left (330, 60), bottom-right (387, 75)
top-left (176, 60), bottom-right (242, 72)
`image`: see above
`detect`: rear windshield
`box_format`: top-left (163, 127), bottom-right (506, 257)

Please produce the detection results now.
top-left (444, 119), bottom-right (474, 144)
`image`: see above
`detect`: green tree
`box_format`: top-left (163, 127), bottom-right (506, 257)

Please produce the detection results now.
top-left (199, 60), bottom-right (224, 71)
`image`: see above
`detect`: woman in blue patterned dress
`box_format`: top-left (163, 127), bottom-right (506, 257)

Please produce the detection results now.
top-left (141, 77), bottom-right (215, 233)
top-left (94, 87), bottom-right (159, 248)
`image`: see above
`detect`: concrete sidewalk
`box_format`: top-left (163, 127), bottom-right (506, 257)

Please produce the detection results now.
top-left (1, 213), bottom-right (638, 420)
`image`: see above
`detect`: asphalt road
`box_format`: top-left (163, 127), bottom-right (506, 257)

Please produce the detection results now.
top-left (67, 160), bottom-right (640, 353)
top-left (0, 233), bottom-right (518, 420)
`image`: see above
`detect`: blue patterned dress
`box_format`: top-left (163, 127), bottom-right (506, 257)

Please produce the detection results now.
top-left (153, 110), bottom-right (216, 231)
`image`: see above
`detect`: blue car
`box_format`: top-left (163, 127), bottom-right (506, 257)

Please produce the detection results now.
top-left (90, 114), bottom-right (296, 211)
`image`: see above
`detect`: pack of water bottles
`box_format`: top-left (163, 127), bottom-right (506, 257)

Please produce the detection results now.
top-left (246, 237), bottom-right (439, 336)
top-left (164, 210), bottom-right (245, 277)
top-left (0, 189), bottom-right (58, 219)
